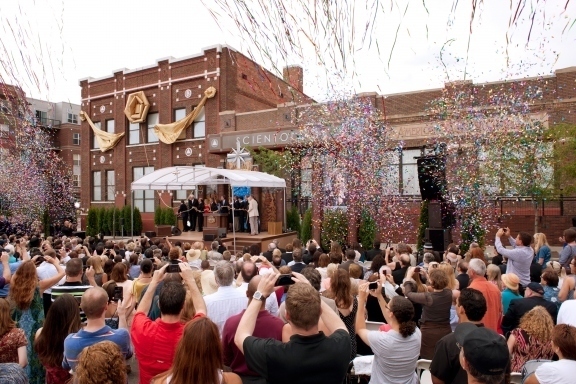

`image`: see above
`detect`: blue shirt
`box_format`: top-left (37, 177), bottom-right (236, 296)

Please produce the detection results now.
top-left (535, 245), bottom-right (552, 269)
top-left (543, 286), bottom-right (560, 309)
top-left (502, 288), bottom-right (522, 314)
top-left (63, 325), bottom-right (133, 371)
top-left (0, 261), bottom-right (21, 297)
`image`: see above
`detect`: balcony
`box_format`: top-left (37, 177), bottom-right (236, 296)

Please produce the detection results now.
top-left (33, 117), bottom-right (61, 129)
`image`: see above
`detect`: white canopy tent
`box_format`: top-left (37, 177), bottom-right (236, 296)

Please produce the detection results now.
top-left (130, 166), bottom-right (287, 249)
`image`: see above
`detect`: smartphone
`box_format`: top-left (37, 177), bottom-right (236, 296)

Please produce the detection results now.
top-left (113, 286), bottom-right (123, 302)
top-left (368, 282), bottom-right (378, 290)
top-left (414, 267), bottom-right (421, 274)
top-left (274, 274), bottom-right (295, 287)
top-left (166, 264), bottom-right (180, 273)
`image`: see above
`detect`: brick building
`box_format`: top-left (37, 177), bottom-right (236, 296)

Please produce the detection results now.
top-left (206, 66), bottom-right (576, 245)
top-left (0, 84), bottom-right (82, 200)
top-left (79, 45), bottom-right (311, 231)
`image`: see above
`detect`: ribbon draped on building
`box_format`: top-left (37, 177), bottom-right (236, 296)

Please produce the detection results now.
top-left (79, 111), bottom-right (125, 152)
top-left (153, 86), bottom-right (217, 144)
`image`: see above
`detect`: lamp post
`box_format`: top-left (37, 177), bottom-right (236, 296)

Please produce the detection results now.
top-left (74, 201), bottom-right (81, 231)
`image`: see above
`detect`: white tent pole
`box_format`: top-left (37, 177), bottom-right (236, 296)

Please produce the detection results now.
top-left (131, 191), bottom-right (134, 238)
top-left (283, 188), bottom-right (287, 232)
top-left (230, 184), bottom-right (236, 253)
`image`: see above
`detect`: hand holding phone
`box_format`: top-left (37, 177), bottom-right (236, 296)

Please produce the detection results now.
top-left (274, 274), bottom-right (296, 287)
top-left (368, 282), bottom-right (378, 290)
top-left (166, 264), bottom-right (180, 273)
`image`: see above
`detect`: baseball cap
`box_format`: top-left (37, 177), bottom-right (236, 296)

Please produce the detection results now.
top-left (526, 282), bottom-right (544, 295)
top-left (455, 323), bottom-right (509, 376)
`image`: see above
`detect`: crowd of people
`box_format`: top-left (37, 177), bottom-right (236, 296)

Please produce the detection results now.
top-left (0, 218), bottom-right (576, 384)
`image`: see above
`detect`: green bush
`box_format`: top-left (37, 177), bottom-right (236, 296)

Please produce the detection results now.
top-left (133, 207), bottom-right (143, 235)
top-left (122, 205), bottom-right (132, 235)
top-left (320, 208), bottom-right (347, 251)
top-left (162, 207), bottom-right (177, 226)
top-left (86, 208), bottom-right (98, 236)
top-left (154, 206), bottom-right (163, 226)
top-left (358, 210), bottom-right (377, 250)
top-left (416, 200), bottom-right (429, 253)
top-left (460, 211), bottom-right (485, 254)
top-left (286, 205), bottom-right (301, 234)
top-left (300, 208), bottom-right (312, 243)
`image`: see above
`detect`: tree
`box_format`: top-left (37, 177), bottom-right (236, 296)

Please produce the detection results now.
top-left (358, 210), bottom-right (377, 250)
top-left (320, 208), bottom-right (347, 251)
top-left (286, 205), bottom-right (301, 233)
top-left (548, 123), bottom-right (576, 195)
top-left (300, 208), bottom-right (312, 243)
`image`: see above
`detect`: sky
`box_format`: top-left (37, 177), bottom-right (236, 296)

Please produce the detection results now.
top-left (0, 0), bottom-right (575, 104)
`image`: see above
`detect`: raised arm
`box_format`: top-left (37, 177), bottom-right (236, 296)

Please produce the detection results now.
top-left (179, 262), bottom-right (206, 316)
top-left (1, 252), bottom-right (11, 284)
top-left (136, 263), bottom-right (168, 315)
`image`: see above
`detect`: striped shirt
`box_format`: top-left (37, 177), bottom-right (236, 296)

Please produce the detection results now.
top-left (63, 326), bottom-right (132, 371)
top-left (51, 282), bottom-right (93, 322)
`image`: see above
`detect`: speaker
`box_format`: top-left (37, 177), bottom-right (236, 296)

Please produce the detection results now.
top-left (171, 226), bottom-right (182, 236)
top-left (425, 228), bottom-right (452, 253)
top-left (144, 231), bottom-right (156, 238)
top-left (428, 202), bottom-right (442, 228)
top-left (203, 233), bottom-right (216, 241)
top-left (217, 228), bottom-right (227, 238)
top-left (417, 156), bottom-right (447, 201)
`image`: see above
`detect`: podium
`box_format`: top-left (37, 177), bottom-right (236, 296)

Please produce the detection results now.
top-left (203, 213), bottom-right (228, 240)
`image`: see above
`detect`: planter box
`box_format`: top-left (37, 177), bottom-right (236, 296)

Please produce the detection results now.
top-left (268, 221), bottom-right (282, 235)
top-left (155, 225), bottom-right (172, 237)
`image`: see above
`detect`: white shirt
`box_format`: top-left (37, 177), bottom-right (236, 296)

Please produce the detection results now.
top-left (535, 359), bottom-right (576, 384)
top-left (36, 262), bottom-right (59, 294)
top-left (368, 328), bottom-right (421, 384)
top-left (237, 282), bottom-right (279, 316)
top-left (557, 300), bottom-right (576, 327)
top-left (205, 285), bottom-right (248, 334)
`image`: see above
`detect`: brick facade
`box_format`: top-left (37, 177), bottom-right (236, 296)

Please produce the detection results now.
top-left (79, 45), bottom-right (311, 232)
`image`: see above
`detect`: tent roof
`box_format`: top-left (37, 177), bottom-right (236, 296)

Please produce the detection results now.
top-left (131, 166), bottom-right (286, 190)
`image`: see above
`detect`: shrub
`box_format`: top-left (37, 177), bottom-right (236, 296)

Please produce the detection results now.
top-left (300, 208), bottom-right (312, 243)
top-left (358, 210), bottom-right (377, 250)
top-left (416, 200), bottom-right (429, 253)
top-left (320, 208), bottom-right (347, 251)
top-left (287, 205), bottom-right (301, 234)
top-left (86, 208), bottom-right (98, 237)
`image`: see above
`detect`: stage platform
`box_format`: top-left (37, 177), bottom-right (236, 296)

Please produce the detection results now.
top-left (167, 230), bottom-right (298, 254)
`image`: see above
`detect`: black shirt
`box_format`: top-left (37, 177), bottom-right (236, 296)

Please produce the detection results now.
top-left (392, 266), bottom-right (409, 285)
top-left (456, 273), bottom-right (470, 290)
top-left (244, 329), bottom-right (351, 384)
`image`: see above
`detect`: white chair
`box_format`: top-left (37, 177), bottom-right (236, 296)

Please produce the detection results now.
top-left (416, 359), bottom-right (432, 384)
top-left (510, 372), bottom-right (522, 384)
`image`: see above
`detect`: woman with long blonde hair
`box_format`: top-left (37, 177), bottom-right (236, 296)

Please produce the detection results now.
top-left (533, 233), bottom-right (552, 269)
top-left (507, 306), bottom-right (555, 372)
top-left (487, 264), bottom-right (504, 291)
top-left (438, 263), bottom-right (459, 291)
top-left (10, 258), bottom-right (64, 383)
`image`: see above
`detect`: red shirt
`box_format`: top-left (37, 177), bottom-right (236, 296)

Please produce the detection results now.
top-left (222, 309), bottom-right (284, 377)
top-left (130, 311), bottom-right (204, 384)
top-left (469, 277), bottom-right (503, 332)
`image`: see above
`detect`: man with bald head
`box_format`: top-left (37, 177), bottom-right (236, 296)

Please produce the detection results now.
top-left (237, 261), bottom-right (279, 316)
top-left (63, 287), bottom-right (132, 371)
top-left (223, 275), bottom-right (286, 383)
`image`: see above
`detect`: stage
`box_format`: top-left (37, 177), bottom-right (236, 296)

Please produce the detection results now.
top-left (167, 230), bottom-right (298, 254)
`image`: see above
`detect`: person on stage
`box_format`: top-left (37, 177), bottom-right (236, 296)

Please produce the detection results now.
top-left (187, 194), bottom-right (199, 232)
top-left (197, 198), bottom-right (205, 232)
top-left (233, 196), bottom-right (242, 232)
top-left (178, 200), bottom-right (189, 232)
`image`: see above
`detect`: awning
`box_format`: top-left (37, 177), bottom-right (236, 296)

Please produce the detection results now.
top-left (130, 166), bottom-right (286, 190)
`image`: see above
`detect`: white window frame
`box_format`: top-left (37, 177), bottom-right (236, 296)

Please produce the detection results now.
top-left (133, 166), bottom-right (155, 212)
top-left (147, 113), bottom-right (159, 143)
top-left (193, 109), bottom-right (205, 138)
top-left (93, 171), bottom-right (102, 201)
top-left (72, 132), bottom-right (81, 145)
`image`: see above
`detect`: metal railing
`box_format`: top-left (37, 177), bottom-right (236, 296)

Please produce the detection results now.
top-left (33, 117), bottom-right (61, 128)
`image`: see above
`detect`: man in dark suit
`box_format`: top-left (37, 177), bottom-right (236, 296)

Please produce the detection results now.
top-left (178, 200), bottom-right (189, 231)
top-left (281, 244), bottom-right (293, 265)
top-left (365, 240), bottom-right (382, 261)
top-left (187, 194), bottom-right (199, 231)
top-left (232, 196), bottom-right (242, 232)
top-left (501, 282), bottom-right (558, 334)
top-left (289, 249), bottom-right (306, 273)
top-left (239, 196), bottom-right (248, 232)
top-left (339, 249), bottom-right (360, 272)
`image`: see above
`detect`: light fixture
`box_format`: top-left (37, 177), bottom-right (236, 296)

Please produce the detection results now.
top-left (74, 201), bottom-right (80, 209)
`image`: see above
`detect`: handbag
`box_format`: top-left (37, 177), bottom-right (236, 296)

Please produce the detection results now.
top-left (105, 308), bottom-right (119, 329)
top-left (521, 359), bottom-right (551, 382)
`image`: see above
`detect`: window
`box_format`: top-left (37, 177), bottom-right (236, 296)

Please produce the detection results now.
top-left (106, 170), bottom-right (115, 201)
top-left (300, 156), bottom-right (312, 198)
top-left (133, 166), bottom-right (155, 212)
top-left (73, 154), bottom-right (81, 187)
top-left (106, 119), bottom-right (115, 133)
top-left (35, 110), bottom-right (47, 125)
top-left (382, 151), bottom-right (400, 196)
top-left (193, 109), bottom-right (205, 138)
top-left (401, 148), bottom-right (421, 196)
top-left (93, 171), bottom-right (102, 201)
top-left (175, 189), bottom-right (192, 200)
top-left (67, 113), bottom-right (78, 124)
top-left (72, 133), bottom-right (81, 145)
top-left (147, 113), bottom-right (159, 143)
top-left (129, 122), bottom-right (140, 144)
top-left (174, 108), bottom-right (187, 140)
top-left (92, 121), bottom-right (101, 149)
